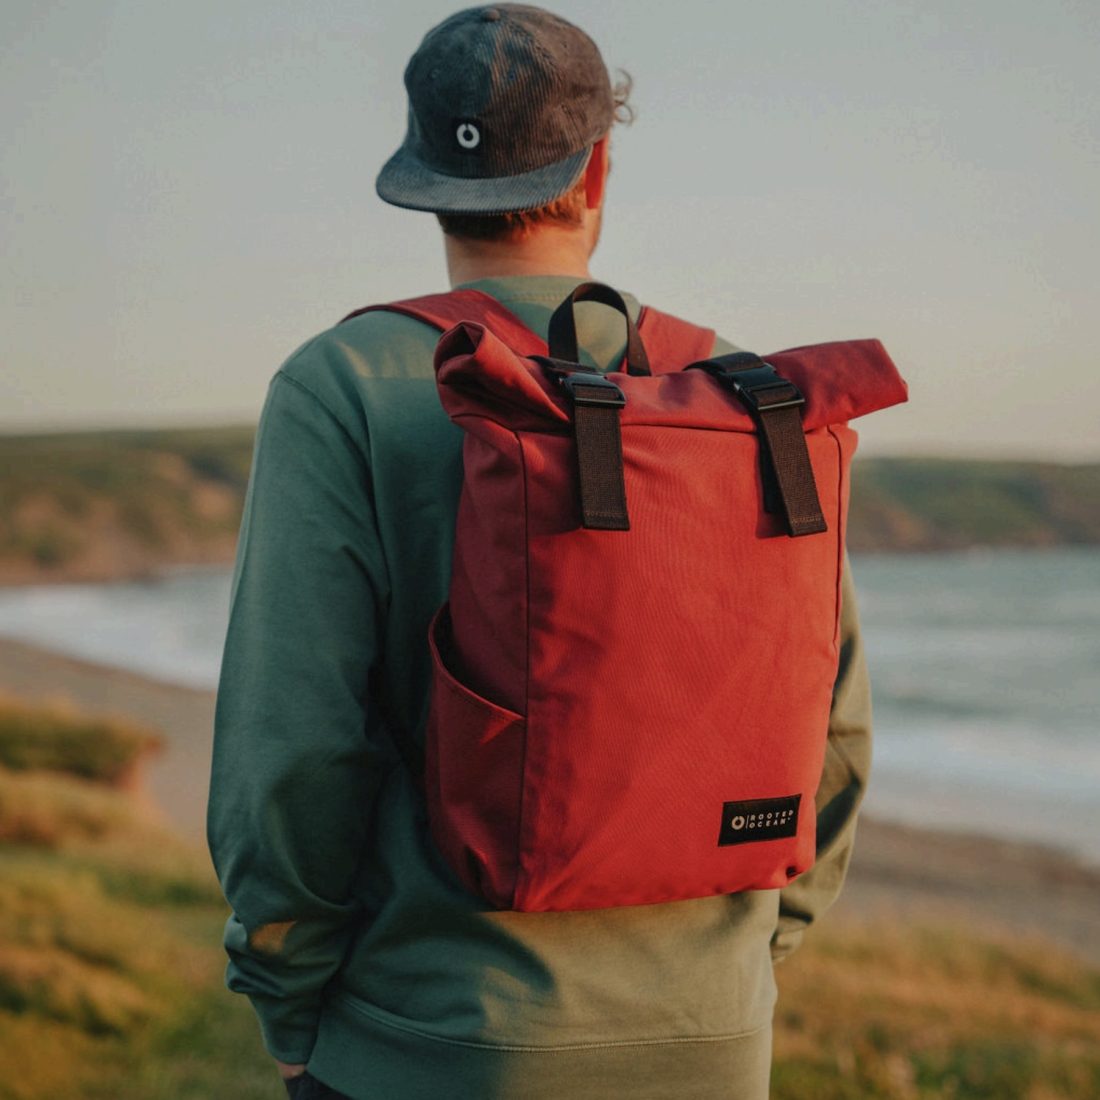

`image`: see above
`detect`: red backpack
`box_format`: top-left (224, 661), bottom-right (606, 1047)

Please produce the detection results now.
top-left (347, 283), bottom-right (907, 912)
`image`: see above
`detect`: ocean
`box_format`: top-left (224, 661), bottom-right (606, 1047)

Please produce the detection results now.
top-left (1, 548), bottom-right (1096, 862)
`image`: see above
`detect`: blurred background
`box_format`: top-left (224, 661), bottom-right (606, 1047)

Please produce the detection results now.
top-left (1, 1), bottom-right (1097, 1097)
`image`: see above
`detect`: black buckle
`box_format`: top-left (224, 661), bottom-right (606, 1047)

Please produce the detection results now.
top-left (717, 363), bottom-right (804, 413)
top-left (559, 371), bottom-right (626, 408)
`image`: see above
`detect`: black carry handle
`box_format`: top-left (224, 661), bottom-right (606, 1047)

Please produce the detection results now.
top-left (547, 282), bottom-right (651, 376)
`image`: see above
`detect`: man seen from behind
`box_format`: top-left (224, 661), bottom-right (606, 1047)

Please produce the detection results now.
top-left (208, 6), bottom-right (874, 1098)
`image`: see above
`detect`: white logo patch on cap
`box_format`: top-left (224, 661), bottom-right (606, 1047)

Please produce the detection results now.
top-left (455, 120), bottom-right (481, 150)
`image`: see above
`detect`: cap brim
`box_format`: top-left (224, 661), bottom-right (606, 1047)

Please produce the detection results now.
top-left (375, 144), bottom-right (591, 215)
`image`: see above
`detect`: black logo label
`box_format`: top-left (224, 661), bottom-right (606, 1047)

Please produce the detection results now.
top-left (717, 795), bottom-right (801, 846)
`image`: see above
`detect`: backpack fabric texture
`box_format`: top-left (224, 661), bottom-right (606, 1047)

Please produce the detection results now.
top-left (354, 287), bottom-right (907, 914)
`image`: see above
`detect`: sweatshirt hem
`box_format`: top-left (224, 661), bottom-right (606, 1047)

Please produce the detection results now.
top-left (308, 994), bottom-right (774, 1099)
top-left (334, 991), bottom-right (768, 1052)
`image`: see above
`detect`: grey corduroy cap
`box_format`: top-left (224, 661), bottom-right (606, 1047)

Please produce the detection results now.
top-left (376, 4), bottom-right (614, 215)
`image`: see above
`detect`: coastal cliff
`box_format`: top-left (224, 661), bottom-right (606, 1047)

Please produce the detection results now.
top-left (1, 426), bottom-right (1098, 585)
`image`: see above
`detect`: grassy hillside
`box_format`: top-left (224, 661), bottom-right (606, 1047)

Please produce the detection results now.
top-left (0, 698), bottom-right (275, 1100)
top-left (0, 695), bottom-right (161, 789)
top-left (849, 457), bottom-right (1100, 553)
top-left (773, 923), bottom-right (1100, 1099)
top-left (0, 427), bottom-right (253, 585)
top-left (1, 697), bottom-right (1098, 1098)
top-left (0, 426), bottom-right (1097, 584)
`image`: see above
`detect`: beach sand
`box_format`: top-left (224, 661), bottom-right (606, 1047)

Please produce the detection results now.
top-left (2, 634), bottom-right (1097, 962)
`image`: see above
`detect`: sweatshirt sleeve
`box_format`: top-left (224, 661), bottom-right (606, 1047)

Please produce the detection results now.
top-left (207, 367), bottom-right (391, 1062)
top-left (770, 549), bottom-right (872, 962)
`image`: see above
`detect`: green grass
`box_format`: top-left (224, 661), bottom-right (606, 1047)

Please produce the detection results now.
top-left (2, 693), bottom-right (1099, 1097)
top-left (772, 922), bottom-right (1100, 1099)
top-left (0, 858), bottom-right (275, 1100)
top-left (0, 765), bottom-right (274, 1100)
top-left (0, 696), bottom-right (161, 788)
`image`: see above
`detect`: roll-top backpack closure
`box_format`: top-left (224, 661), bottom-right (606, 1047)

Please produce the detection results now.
top-left (436, 322), bottom-right (908, 536)
top-left (436, 324), bottom-right (906, 435)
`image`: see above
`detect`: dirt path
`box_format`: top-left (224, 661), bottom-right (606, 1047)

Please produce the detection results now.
top-left (0, 636), bottom-right (215, 842)
top-left (2, 635), bottom-right (1098, 961)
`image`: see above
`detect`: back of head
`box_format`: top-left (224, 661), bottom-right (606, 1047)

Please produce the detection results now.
top-left (376, 4), bottom-right (626, 242)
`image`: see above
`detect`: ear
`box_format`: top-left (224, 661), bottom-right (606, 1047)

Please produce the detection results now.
top-left (584, 135), bottom-right (610, 210)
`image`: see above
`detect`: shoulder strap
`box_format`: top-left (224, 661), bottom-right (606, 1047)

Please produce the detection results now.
top-left (344, 294), bottom-right (716, 372)
top-left (340, 289), bottom-right (548, 789)
top-left (636, 307), bottom-right (716, 373)
top-left (341, 290), bottom-right (547, 357)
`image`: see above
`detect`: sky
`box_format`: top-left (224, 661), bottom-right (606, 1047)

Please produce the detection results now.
top-left (2, 0), bottom-right (1098, 460)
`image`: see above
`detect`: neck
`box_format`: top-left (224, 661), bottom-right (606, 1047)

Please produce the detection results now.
top-left (444, 225), bottom-right (595, 287)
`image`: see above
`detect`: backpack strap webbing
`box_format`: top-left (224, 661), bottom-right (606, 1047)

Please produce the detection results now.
top-left (535, 362), bottom-right (631, 531)
top-left (340, 291), bottom-right (548, 786)
top-left (691, 352), bottom-right (828, 537)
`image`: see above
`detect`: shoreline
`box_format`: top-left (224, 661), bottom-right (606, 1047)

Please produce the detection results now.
top-left (2, 634), bottom-right (1098, 962)
top-left (2, 542), bottom-right (1098, 590)
top-left (0, 554), bottom-right (239, 590)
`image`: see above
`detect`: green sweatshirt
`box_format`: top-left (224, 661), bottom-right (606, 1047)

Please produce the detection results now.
top-left (208, 276), bottom-right (872, 1099)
